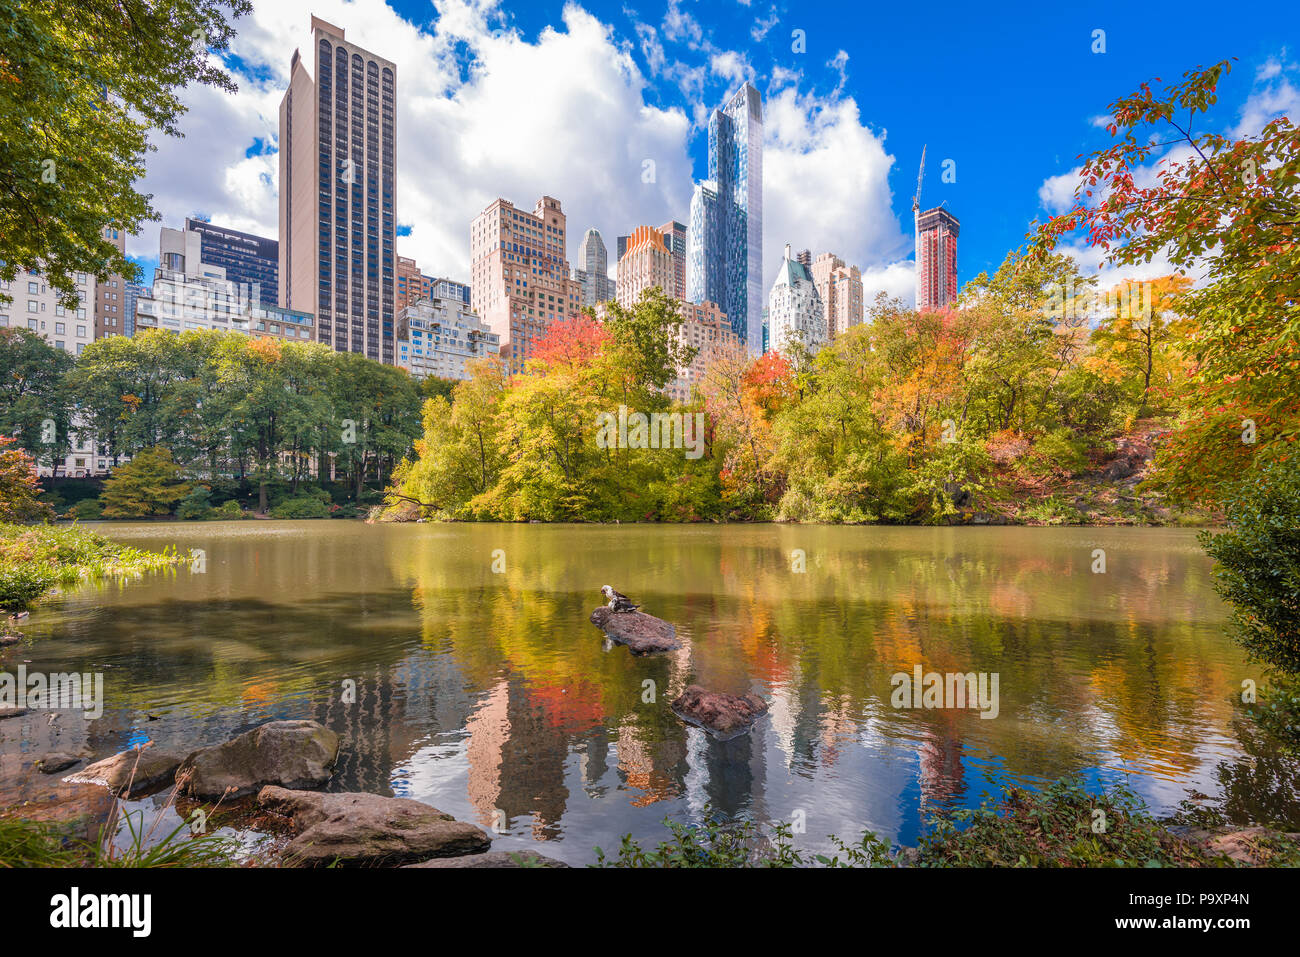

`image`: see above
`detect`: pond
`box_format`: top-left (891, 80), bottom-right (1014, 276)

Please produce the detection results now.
top-left (7, 520), bottom-right (1299, 864)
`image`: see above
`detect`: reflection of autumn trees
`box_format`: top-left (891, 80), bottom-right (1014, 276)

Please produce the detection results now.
top-left (384, 523), bottom-right (1240, 819)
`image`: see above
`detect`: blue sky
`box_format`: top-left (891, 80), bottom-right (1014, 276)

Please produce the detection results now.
top-left (132, 0), bottom-right (1299, 301)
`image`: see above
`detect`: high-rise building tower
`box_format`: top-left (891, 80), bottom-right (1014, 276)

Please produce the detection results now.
top-left (278, 16), bottom-right (396, 363)
top-left (470, 195), bottom-right (582, 371)
top-left (186, 218), bottom-right (278, 307)
top-left (686, 82), bottom-right (763, 353)
top-left (93, 225), bottom-right (127, 339)
top-left (572, 227), bottom-right (614, 305)
top-left (659, 220), bottom-right (687, 300)
top-left (616, 225), bottom-right (674, 308)
top-left (916, 208), bottom-right (959, 312)
top-left (810, 252), bottom-right (863, 338)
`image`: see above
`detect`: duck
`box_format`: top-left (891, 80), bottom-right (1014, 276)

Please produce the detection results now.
top-left (600, 585), bottom-right (640, 614)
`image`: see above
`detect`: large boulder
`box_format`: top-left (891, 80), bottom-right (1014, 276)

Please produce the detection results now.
top-left (258, 786), bottom-right (492, 867)
top-left (403, 850), bottom-right (568, 868)
top-left (64, 745), bottom-right (188, 797)
top-left (590, 607), bottom-right (681, 654)
top-left (671, 685), bottom-right (769, 740)
top-left (180, 720), bottom-right (339, 800)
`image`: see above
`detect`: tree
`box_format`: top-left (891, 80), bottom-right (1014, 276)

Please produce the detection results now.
top-left (1028, 60), bottom-right (1300, 503)
top-left (99, 446), bottom-right (190, 518)
top-left (0, 0), bottom-right (250, 307)
top-left (1201, 458), bottom-right (1300, 674)
top-left (0, 435), bottom-right (54, 523)
top-left (327, 351), bottom-right (422, 500)
top-left (0, 328), bottom-right (74, 464)
top-left (1087, 275), bottom-right (1194, 416)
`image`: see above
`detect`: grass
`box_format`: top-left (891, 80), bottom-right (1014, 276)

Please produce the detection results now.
top-left (0, 521), bottom-right (185, 617)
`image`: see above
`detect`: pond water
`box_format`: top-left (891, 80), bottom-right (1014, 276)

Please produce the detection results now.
top-left (8, 521), bottom-right (1299, 863)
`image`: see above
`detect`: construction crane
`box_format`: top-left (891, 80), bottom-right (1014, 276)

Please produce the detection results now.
top-left (912, 144), bottom-right (927, 218)
top-left (913, 146), bottom-right (926, 311)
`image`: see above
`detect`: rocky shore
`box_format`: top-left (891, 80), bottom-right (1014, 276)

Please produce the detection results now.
top-left (2, 718), bottom-right (565, 868)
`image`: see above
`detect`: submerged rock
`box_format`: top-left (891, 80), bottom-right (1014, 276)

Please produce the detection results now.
top-left (258, 786), bottom-right (492, 867)
top-left (0, 706), bottom-right (28, 720)
top-left (670, 685), bottom-right (769, 740)
top-left (590, 606), bottom-right (681, 654)
top-left (403, 850), bottom-right (568, 868)
top-left (0, 782), bottom-right (116, 844)
top-left (36, 753), bottom-right (84, 775)
top-left (65, 745), bottom-right (188, 797)
top-left (180, 720), bottom-right (339, 800)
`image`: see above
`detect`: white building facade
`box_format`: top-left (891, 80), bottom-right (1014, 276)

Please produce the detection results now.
top-left (766, 244), bottom-right (826, 355)
top-left (397, 293), bottom-right (500, 381)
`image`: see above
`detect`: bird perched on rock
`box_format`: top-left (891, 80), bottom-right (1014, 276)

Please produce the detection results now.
top-left (601, 585), bottom-right (640, 613)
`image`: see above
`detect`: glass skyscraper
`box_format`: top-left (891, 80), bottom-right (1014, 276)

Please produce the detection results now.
top-left (686, 82), bottom-right (762, 353)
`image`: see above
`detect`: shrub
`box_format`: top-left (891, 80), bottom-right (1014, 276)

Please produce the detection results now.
top-left (0, 564), bottom-right (58, 614)
top-left (1200, 457), bottom-right (1300, 674)
top-left (215, 499), bottom-right (246, 518)
top-left (914, 776), bottom-right (1225, 867)
top-left (68, 499), bottom-right (103, 521)
top-left (176, 486), bottom-right (214, 521)
top-left (269, 494), bottom-right (332, 519)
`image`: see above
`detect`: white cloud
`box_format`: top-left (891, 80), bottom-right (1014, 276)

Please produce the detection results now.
top-left (861, 261), bottom-right (915, 308)
top-left (663, 0), bottom-right (703, 46)
top-left (710, 50), bottom-right (753, 85)
top-left (751, 10), bottom-right (780, 42)
top-left (762, 83), bottom-right (907, 295)
top-left (1037, 167), bottom-right (1081, 214)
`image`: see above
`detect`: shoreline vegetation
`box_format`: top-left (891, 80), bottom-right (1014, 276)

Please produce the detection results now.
top-left (0, 522), bottom-right (187, 630)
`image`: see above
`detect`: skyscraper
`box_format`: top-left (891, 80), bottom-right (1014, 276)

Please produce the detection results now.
top-left (616, 225), bottom-right (674, 308)
top-left (470, 195), bottom-right (582, 371)
top-left (687, 82), bottom-right (763, 353)
top-left (916, 207), bottom-right (959, 312)
top-left (572, 227), bottom-right (614, 305)
top-left (659, 220), bottom-right (687, 300)
top-left (278, 16), bottom-right (397, 363)
top-left (186, 218), bottom-right (278, 307)
top-left (810, 252), bottom-right (863, 338)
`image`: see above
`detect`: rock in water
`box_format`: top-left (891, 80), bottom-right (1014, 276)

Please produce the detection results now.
top-left (36, 753), bottom-right (83, 775)
top-left (64, 746), bottom-right (188, 797)
top-left (258, 786), bottom-right (493, 867)
top-left (590, 606), bottom-right (681, 654)
top-left (180, 720), bottom-right (339, 800)
top-left (671, 685), bottom-right (769, 740)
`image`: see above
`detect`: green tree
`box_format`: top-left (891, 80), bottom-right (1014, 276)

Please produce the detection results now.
top-left (99, 446), bottom-right (190, 518)
top-left (327, 351), bottom-right (421, 500)
top-left (0, 328), bottom-right (73, 464)
top-left (1201, 457), bottom-right (1300, 674)
top-left (0, 0), bottom-right (250, 307)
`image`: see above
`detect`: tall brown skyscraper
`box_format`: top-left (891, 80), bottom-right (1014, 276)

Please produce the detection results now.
top-left (278, 16), bottom-right (397, 363)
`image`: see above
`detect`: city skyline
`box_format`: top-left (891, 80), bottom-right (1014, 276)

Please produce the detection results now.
top-left (115, 1), bottom-right (1298, 319)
